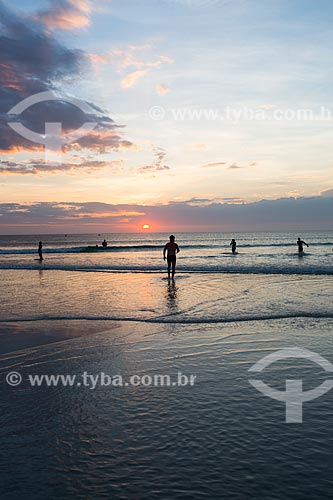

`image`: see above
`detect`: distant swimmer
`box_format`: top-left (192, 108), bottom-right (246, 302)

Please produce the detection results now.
top-left (163, 235), bottom-right (180, 279)
top-left (102, 239), bottom-right (107, 248)
top-left (38, 241), bottom-right (43, 260)
top-left (230, 238), bottom-right (237, 254)
top-left (297, 237), bottom-right (309, 255)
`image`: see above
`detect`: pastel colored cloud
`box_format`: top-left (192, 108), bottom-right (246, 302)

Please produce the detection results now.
top-left (192, 143), bottom-right (207, 151)
top-left (88, 46), bottom-right (174, 72)
top-left (121, 70), bottom-right (148, 88)
top-left (202, 161), bottom-right (227, 168)
top-left (156, 84), bottom-right (170, 95)
top-left (37, 0), bottom-right (92, 30)
top-left (202, 161), bottom-right (256, 169)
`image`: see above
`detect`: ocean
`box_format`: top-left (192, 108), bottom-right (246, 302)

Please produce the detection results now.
top-left (1, 231), bottom-right (333, 499)
top-left (0, 231), bottom-right (332, 275)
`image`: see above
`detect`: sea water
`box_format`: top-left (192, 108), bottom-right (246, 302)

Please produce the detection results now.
top-left (0, 232), bottom-right (333, 499)
top-left (0, 231), bottom-right (332, 275)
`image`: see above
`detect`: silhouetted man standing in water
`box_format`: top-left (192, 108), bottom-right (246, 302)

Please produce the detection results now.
top-left (38, 241), bottom-right (43, 260)
top-left (230, 238), bottom-right (237, 254)
top-left (163, 235), bottom-right (180, 279)
top-left (297, 237), bottom-right (309, 255)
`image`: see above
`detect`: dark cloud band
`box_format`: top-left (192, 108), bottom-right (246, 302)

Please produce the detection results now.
top-left (0, 1), bottom-right (132, 155)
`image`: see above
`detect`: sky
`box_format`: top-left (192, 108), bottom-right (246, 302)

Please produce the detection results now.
top-left (0, 0), bottom-right (333, 233)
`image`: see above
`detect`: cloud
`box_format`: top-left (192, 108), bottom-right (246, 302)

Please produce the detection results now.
top-left (138, 147), bottom-right (170, 174)
top-left (65, 129), bottom-right (133, 153)
top-left (138, 165), bottom-right (170, 173)
top-left (59, 210), bottom-right (145, 220)
top-left (191, 143), bottom-right (207, 151)
top-left (1, 196), bottom-right (333, 232)
top-left (88, 44), bottom-right (173, 90)
top-left (89, 46), bottom-right (174, 72)
top-left (0, 159), bottom-right (124, 175)
top-left (321, 188), bottom-right (333, 197)
top-left (0, 2), bottom-right (132, 155)
top-left (202, 161), bottom-right (256, 169)
top-left (228, 162), bottom-right (257, 169)
top-left (37, 0), bottom-right (92, 30)
top-left (202, 161), bottom-right (226, 168)
top-left (228, 163), bottom-right (243, 169)
top-left (156, 84), bottom-right (170, 96)
top-left (121, 70), bottom-right (148, 88)
top-left (170, 197), bottom-right (246, 207)
top-left (171, 197), bottom-right (245, 206)
top-left (0, 202), bottom-right (146, 230)
top-left (187, 197), bottom-right (245, 205)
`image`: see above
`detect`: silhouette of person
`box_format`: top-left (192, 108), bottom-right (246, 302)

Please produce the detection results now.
top-left (230, 238), bottom-right (237, 254)
top-left (38, 241), bottom-right (43, 260)
top-left (163, 235), bottom-right (180, 279)
top-left (297, 237), bottom-right (309, 254)
top-left (102, 239), bottom-right (107, 248)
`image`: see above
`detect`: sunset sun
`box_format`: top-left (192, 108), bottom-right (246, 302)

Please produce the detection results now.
top-left (142, 224), bottom-right (150, 230)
